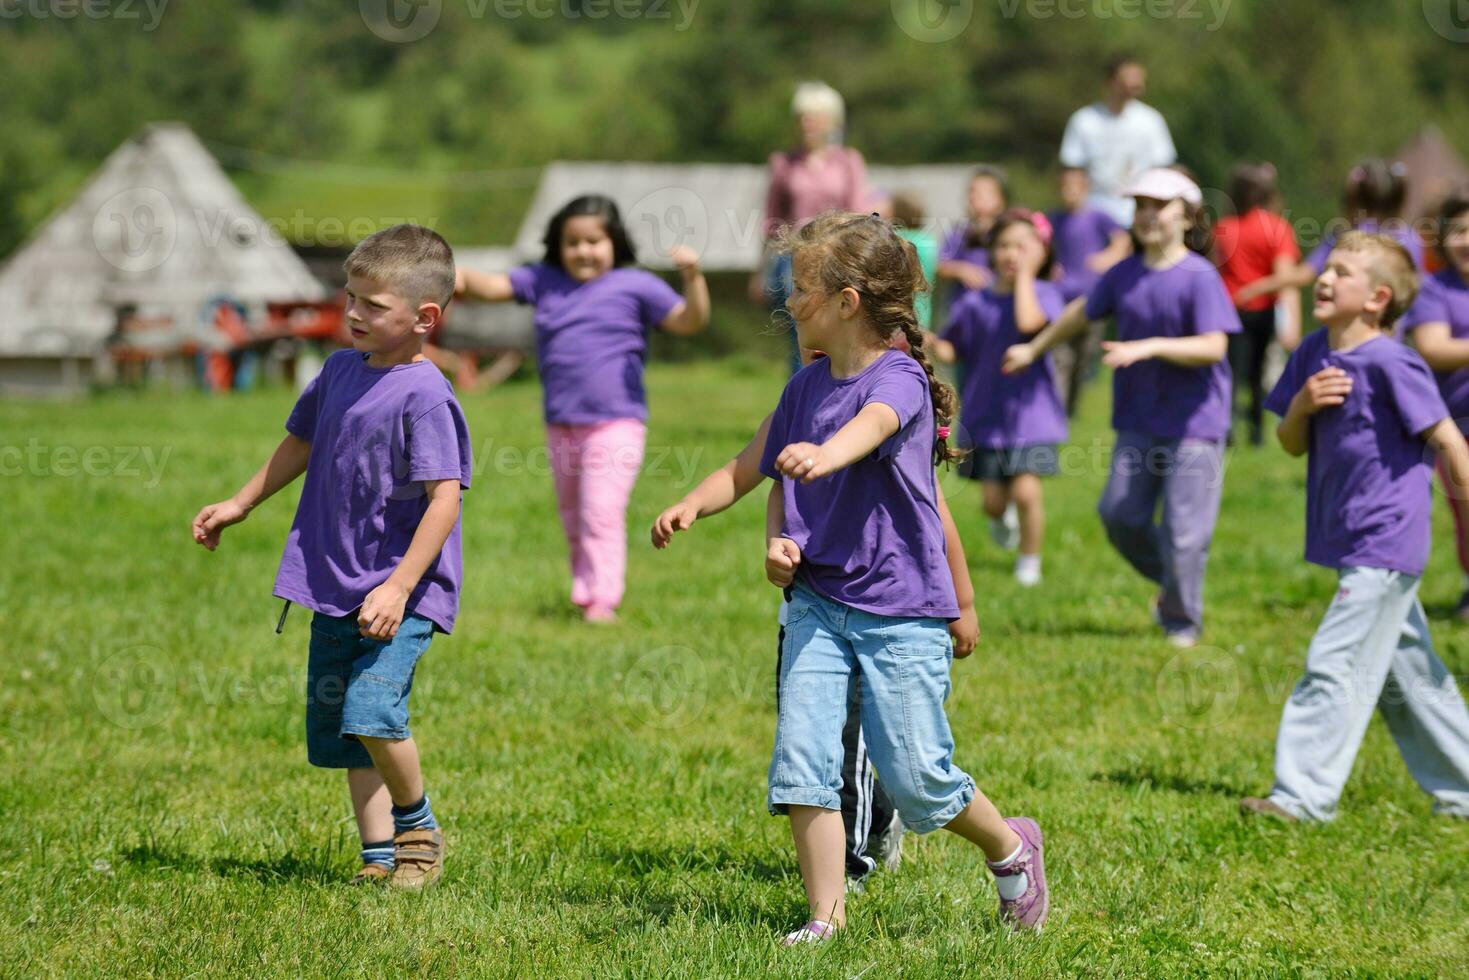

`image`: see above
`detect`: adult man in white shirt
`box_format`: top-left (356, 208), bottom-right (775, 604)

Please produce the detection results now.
top-left (1059, 56), bottom-right (1177, 226)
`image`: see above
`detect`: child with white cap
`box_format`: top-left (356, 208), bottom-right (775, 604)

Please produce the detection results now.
top-left (1003, 167), bottom-right (1242, 647)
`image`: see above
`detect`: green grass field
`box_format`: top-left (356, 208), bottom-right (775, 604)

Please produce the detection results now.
top-left (4, 358), bottom-right (1469, 977)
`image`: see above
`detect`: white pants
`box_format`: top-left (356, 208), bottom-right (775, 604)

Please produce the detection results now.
top-left (1270, 566), bottom-right (1469, 821)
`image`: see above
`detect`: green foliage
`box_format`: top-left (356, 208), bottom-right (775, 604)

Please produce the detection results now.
top-left (1, 0), bottom-right (1467, 251)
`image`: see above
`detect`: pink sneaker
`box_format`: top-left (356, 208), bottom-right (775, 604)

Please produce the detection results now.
top-left (779, 919), bottom-right (837, 946)
top-left (989, 817), bottom-right (1048, 931)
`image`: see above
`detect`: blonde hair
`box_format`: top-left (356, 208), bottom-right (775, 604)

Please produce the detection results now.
top-left (778, 210), bottom-right (961, 465)
top-left (791, 81), bottom-right (845, 127)
top-left (344, 224), bottom-right (455, 308)
top-left (1333, 230), bottom-right (1420, 328)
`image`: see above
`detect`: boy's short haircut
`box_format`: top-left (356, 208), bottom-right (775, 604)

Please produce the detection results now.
top-left (1333, 230), bottom-right (1420, 329)
top-left (344, 224), bottom-right (455, 308)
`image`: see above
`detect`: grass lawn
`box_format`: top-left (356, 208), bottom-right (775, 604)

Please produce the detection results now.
top-left (3, 356), bottom-right (1468, 977)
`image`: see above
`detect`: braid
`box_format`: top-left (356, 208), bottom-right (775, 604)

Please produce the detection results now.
top-left (899, 320), bottom-right (964, 466)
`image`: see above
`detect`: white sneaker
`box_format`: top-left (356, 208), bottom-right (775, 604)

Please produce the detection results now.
top-left (875, 810), bottom-right (905, 871)
top-left (780, 920), bottom-right (837, 946)
top-left (989, 503), bottom-right (1020, 551)
top-left (1015, 554), bottom-right (1042, 587)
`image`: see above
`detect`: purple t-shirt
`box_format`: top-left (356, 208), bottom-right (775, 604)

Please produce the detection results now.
top-left (1085, 253), bottom-right (1242, 441)
top-left (1402, 266), bottom-right (1469, 427)
top-left (275, 350), bottom-right (473, 633)
top-left (1264, 329), bottom-right (1447, 576)
top-left (758, 349), bottom-right (959, 620)
top-left (1048, 206), bottom-right (1122, 302)
top-left (940, 225), bottom-right (992, 294)
top-left (509, 264), bottom-right (683, 425)
top-left (942, 281), bottom-right (1068, 449)
top-left (1306, 219), bottom-right (1425, 275)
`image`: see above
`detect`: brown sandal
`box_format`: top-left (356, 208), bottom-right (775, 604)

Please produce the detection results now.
top-left (389, 828), bottom-right (444, 890)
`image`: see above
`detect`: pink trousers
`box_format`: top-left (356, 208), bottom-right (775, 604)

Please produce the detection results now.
top-left (546, 419), bottom-right (646, 614)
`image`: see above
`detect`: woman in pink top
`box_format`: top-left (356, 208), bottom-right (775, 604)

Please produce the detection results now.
top-left (752, 82), bottom-right (870, 373)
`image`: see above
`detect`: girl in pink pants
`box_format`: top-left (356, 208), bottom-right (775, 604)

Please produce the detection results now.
top-left (455, 195), bottom-right (710, 621)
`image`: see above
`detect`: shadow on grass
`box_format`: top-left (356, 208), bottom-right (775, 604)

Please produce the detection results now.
top-left (1095, 766), bottom-right (1248, 798)
top-left (122, 844), bottom-right (341, 883)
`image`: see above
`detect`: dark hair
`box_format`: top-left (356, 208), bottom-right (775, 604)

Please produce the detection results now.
top-left (1436, 190), bottom-right (1469, 263)
top-left (1106, 54), bottom-right (1141, 79)
top-left (970, 164), bottom-right (1010, 202)
top-left (541, 195), bottom-right (637, 271)
top-left (990, 209), bottom-right (1056, 280)
top-left (1168, 164), bottom-right (1215, 256)
top-left (778, 211), bottom-right (962, 465)
top-left (891, 190), bottom-right (925, 230)
top-left (1343, 159), bottom-right (1408, 222)
top-left (1228, 162), bottom-right (1280, 216)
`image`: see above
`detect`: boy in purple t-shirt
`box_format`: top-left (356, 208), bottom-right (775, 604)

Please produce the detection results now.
top-left (191, 225), bottom-right (472, 886)
top-left (1241, 232), bottom-right (1469, 823)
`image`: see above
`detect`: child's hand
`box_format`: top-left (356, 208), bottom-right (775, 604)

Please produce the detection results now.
top-left (191, 498), bottom-right (249, 551)
top-left (954, 262), bottom-right (991, 291)
top-left (766, 537), bottom-right (801, 587)
top-left (950, 605), bottom-right (980, 658)
top-left (669, 245), bottom-right (701, 275)
top-left (1100, 339), bottom-right (1156, 369)
top-left (775, 442), bottom-right (833, 483)
top-left (1001, 343), bottom-right (1036, 376)
top-left (453, 267), bottom-right (467, 296)
top-left (359, 580), bottom-right (409, 641)
top-left (651, 500), bottom-right (699, 549)
top-left (1295, 366), bottom-right (1352, 414)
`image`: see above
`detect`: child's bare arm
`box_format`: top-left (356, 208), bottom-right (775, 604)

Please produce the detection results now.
top-left (1102, 331), bottom-right (1228, 369)
top-left (191, 434), bottom-right (311, 551)
top-left (659, 246), bottom-right (711, 336)
top-left (358, 479), bottom-right (461, 640)
top-left (774, 403), bottom-right (899, 482)
top-left (1002, 295), bottom-right (1090, 372)
top-left (1427, 419), bottom-right (1469, 501)
top-left (454, 267), bottom-right (515, 303)
top-left (765, 482), bottom-right (801, 587)
top-left (651, 414), bottom-right (771, 548)
top-left (935, 481), bottom-right (979, 657)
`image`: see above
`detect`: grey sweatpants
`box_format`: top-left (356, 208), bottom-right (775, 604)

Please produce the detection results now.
top-left (1097, 431), bottom-right (1226, 634)
top-left (1269, 566), bottom-right (1469, 821)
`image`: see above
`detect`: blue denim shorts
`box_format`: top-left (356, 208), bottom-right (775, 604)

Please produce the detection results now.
top-left (770, 583), bottom-right (976, 834)
top-left (305, 611), bottom-right (434, 769)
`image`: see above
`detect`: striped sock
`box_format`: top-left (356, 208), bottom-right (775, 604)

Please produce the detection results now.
top-left (391, 794), bottom-right (438, 834)
top-left (360, 839), bottom-right (395, 869)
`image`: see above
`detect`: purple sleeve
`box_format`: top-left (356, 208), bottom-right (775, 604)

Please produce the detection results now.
top-left (758, 387), bottom-right (794, 480)
top-left (1264, 339), bottom-right (1313, 417)
top-left (940, 295), bottom-right (978, 356)
top-left (1036, 282), bottom-right (1066, 322)
top-left (1084, 263), bottom-right (1120, 320)
top-left (1306, 236), bottom-right (1333, 275)
top-left (1096, 210), bottom-right (1122, 238)
top-left (939, 227), bottom-right (964, 263)
top-left (865, 360), bottom-right (929, 460)
top-left (1401, 279), bottom-right (1449, 333)
top-left (285, 366), bottom-right (324, 440)
top-left (636, 271), bottom-right (684, 330)
top-left (1385, 351), bottom-right (1450, 438)
top-left (407, 399), bottom-right (473, 489)
top-left (508, 265), bottom-right (543, 305)
top-left (1190, 269), bottom-right (1243, 335)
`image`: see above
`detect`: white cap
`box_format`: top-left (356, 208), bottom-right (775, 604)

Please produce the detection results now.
top-left (1120, 168), bottom-right (1203, 207)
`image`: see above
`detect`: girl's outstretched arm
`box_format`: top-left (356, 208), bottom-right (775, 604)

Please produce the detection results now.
top-left (454, 268), bottom-right (515, 303)
top-left (935, 481), bottom-right (979, 657)
top-left (652, 414), bottom-right (772, 548)
top-left (773, 403), bottom-right (900, 483)
top-left (660, 246), bottom-right (711, 336)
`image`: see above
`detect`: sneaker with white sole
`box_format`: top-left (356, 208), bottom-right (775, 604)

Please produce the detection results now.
top-left (1015, 555), bottom-right (1042, 587)
top-left (874, 809), bottom-right (905, 871)
top-left (989, 503), bottom-right (1020, 551)
top-left (780, 920), bottom-right (838, 946)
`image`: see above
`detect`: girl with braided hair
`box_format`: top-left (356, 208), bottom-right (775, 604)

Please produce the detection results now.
top-left (754, 210), bottom-right (1050, 944)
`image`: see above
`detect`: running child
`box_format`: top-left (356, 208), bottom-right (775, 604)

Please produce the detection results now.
top-left (650, 381), bottom-right (979, 889)
top-left (1048, 167), bottom-right (1131, 415)
top-left (756, 211), bottom-right (1048, 943)
top-left (1003, 168), bottom-right (1242, 647)
top-left (190, 225), bottom-right (472, 888)
top-left (1241, 231), bottom-right (1469, 822)
top-left (1402, 192), bottom-right (1469, 620)
top-left (454, 195), bottom-right (709, 622)
top-left (930, 209), bottom-right (1067, 586)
